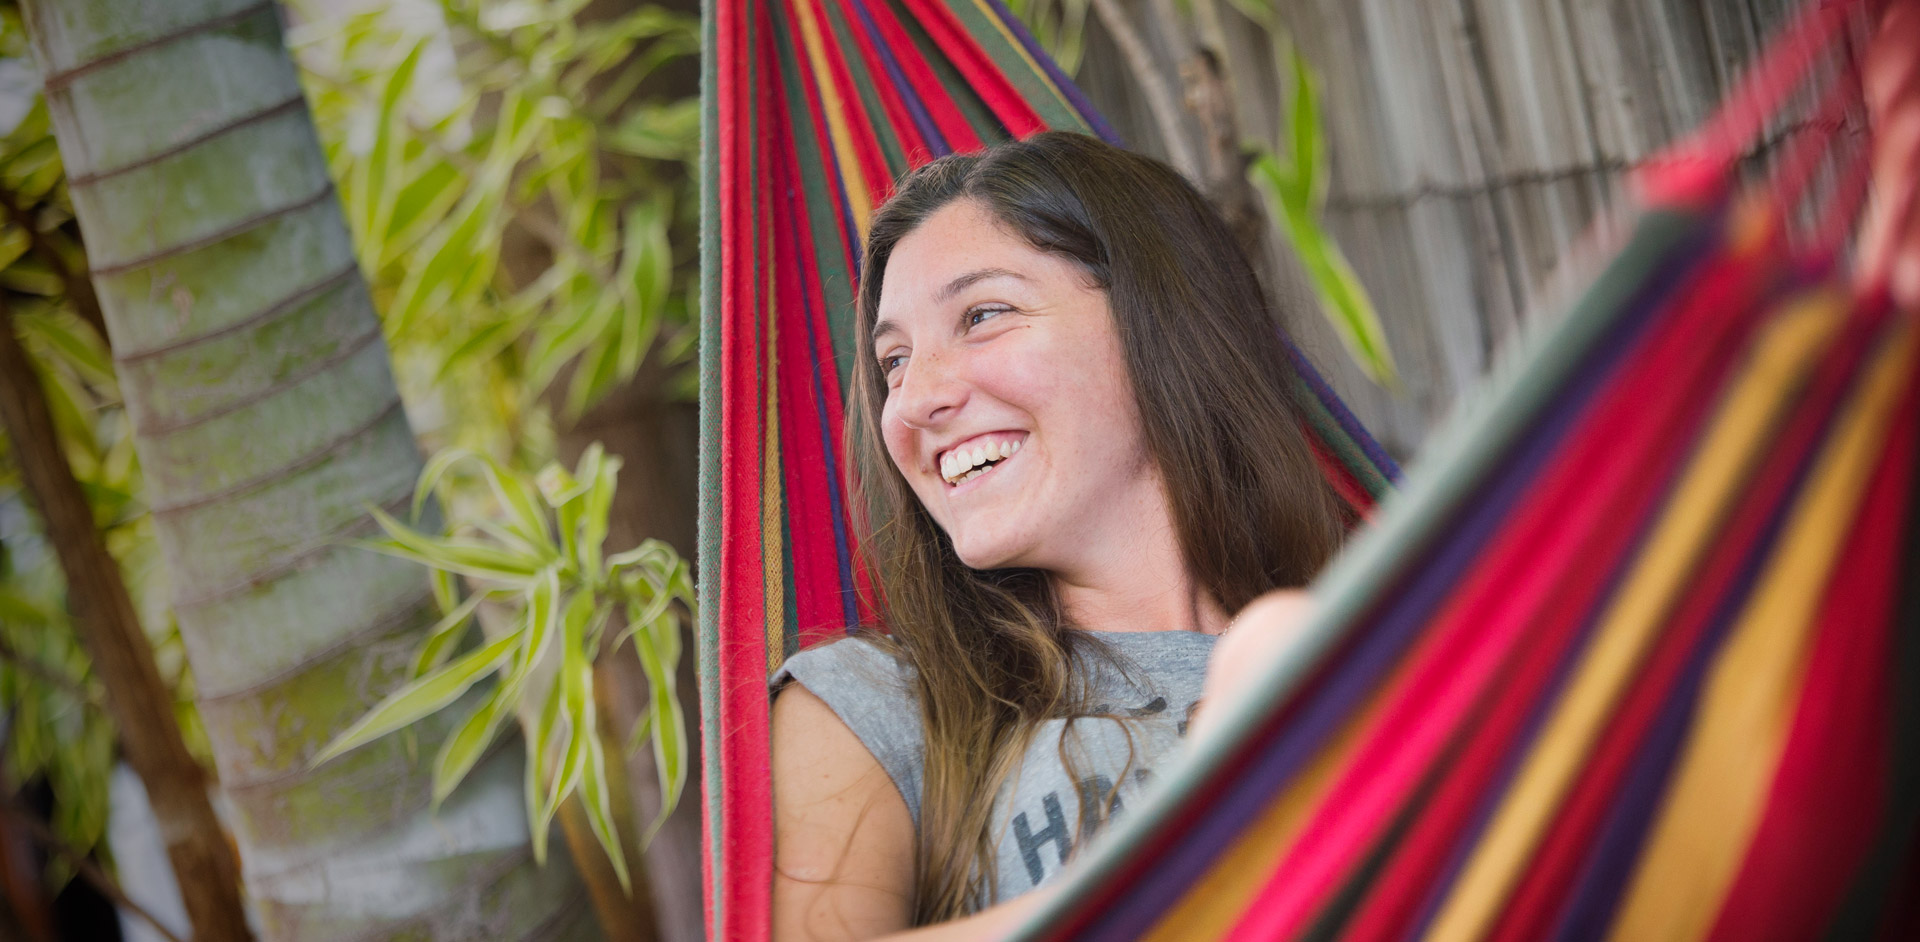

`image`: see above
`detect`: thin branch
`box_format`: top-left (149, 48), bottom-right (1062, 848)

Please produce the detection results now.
top-left (1089, 0), bottom-right (1203, 177)
top-left (0, 797), bottom-right (189, 942)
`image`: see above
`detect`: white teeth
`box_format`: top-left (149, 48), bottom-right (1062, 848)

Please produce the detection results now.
top-left (939, 437), bottom-right (1025, 485)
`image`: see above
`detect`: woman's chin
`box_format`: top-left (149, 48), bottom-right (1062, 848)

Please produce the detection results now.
top-left (949, 534), bottom-right (1026, 571)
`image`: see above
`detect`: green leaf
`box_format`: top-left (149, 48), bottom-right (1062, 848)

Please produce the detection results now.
top-left (1287, 44), bottom-right (1325, 208)
top-left (544, 593), bottom-right (594, 826)
top-left (579, 731), bottom-right (631, 893)
top-left (364, 38), bottom-right (430, 264)
top-left (430, 669), bottom-right (522, 806)
top-left (611, 577), bottom-right (671, 653)
top-left (604, 98), bottom-right (701, 160)
top-left (1250, 153), bottom-right (1398, 386)
top-left (411, 447), bottom-right (476, 523)
top-left (517, 567), bottom-right (563, 678)
top-left (0, 587), bottom-right (50, 623)
top-left (526, 677), bottom-right (561, 863)
top-left (362, 506), bottom-right (544, 583)
top-left (633, 612), bottom-right (684, 839)
top-left (410, 588), bottom-right (497, 677)
top-left (430, 312), bottom-right (524, 385)
top-left (606, 539), bottom-right (675, 573)
top-left (383, 159), bottom-right (466, 262)
top-left (577, 448), bottom-right (619, 575)
top-left (311, 628), bottom-right (520, 766)
top-left (0, 223), bottom-right (29, 272)
top-left (430, 566), bottom-right (458, 616)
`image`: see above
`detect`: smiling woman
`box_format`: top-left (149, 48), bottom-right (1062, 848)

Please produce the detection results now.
top-left (768, 131), bottom-right (1350, 941)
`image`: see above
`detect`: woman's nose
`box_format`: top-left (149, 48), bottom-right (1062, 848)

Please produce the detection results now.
top-left (896, 350), bottom-right (968, 429)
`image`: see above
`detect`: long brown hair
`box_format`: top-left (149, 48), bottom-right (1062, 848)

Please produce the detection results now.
top-left (846, 131), bottom-right (1347, 921)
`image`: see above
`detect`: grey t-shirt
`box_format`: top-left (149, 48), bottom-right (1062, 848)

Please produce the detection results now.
top-left (772, 630), bottom-right (1217, 906)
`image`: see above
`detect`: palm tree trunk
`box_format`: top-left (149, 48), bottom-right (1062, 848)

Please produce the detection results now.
top-left (17, 1), bottom-right (593, 937)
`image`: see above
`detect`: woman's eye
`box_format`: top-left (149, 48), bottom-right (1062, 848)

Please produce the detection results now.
top-left (879, 354), bottom-right (907, 375)
top-left (966, 305), bottom-right (1009, 328)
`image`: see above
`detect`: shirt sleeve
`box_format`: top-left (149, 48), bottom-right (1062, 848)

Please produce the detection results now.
top-left (771, 638), bottom-right (926, 831)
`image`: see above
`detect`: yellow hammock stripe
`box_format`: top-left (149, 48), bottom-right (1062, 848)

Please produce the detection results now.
top-left (1419, 291), bottom-right (1846, 942)
top-left (763, 238), bottom-right (787, 672)
top-left (791, 0), bottom-right (874, 242)
top-left (965, 0), bottom-right (1077, 119)
top-left (1139, 688), bottom-right (1392, 941)
top-left (1606, 316), bottom-right (1918, 942)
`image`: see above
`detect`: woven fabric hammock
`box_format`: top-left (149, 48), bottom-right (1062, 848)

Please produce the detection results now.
top-left (695, 1), bottom-right (1917, 940)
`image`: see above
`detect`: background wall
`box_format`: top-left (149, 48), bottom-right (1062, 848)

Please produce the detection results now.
top-left (1071, 0), bottom-right (1871, 457)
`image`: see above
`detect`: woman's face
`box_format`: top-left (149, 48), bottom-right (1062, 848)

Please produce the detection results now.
top-left (873, 198), bottom-right (1165, 574)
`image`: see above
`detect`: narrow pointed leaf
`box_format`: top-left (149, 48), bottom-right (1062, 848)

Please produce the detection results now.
top-left (579, 733), bottom-right (631, 893)
top-left (312, 629), bottom-right (519, 766)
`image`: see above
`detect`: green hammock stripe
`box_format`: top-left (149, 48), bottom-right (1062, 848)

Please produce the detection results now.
top-left (1006, 207), bottom-right (1705, 939)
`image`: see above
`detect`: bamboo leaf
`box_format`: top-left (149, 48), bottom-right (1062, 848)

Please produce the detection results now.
top-left (0, 224), bottom-right (29, 272)
top-left (526, 678), bottom-right (561, 862)
top-left (1250, 153), bottom-right (1398, 385)
top-left (518, 567), bottom-right (563, 677)
top-left (579, 732), bottom-right (631, 894)
top-left (546, 594), bottom-right (594, 823)
top-left (577, 445), bottom-right (618, 574)
top-left (430, 566), bottom-right (458, 616)
top-left (1287, 45), bottom-right (1325, 208)
top-left (384, 159), bottom-right (466, 262)
top-left (606, 539), bottom-right (675, 573)
top-left (430, 669), bottom-right (522, 807)
top-left (634, 616), bottom-right (684, 839)
top-left (412, 447), bottom-right (479, 523)
top-left (16, 310), bottom-right (111, 388)
top-left (362, 505), bottom-right (544, 582)
top-left (311, 629), bottom-right (520, 766)
top-left (410, 588), bottom-right (498, 677)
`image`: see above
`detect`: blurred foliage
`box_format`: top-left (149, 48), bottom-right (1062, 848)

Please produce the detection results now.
top-left (289, 0), bottom-right (706, 889)
top-left (1014, 0), bottom-right (1396, 385)
top-left (0, 0), bottom-right (706, 908)
top-left (1249, 44), bottom-right (1395, 385)
top-left (289, 0), bottom-right (702, 467)
top-left (314, 444), bottom-right (694, 893)
top-left (0, 6), bottom-right (203, 886)
top-left (1004, 0), bottom-right (1091, 75)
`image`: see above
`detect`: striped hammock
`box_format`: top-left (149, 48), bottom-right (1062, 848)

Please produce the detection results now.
top-left (696, 1), bottom-right (1917, 940)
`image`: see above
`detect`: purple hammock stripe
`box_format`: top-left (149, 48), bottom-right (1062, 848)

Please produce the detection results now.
top-left (1070, 221), bottom-right (1719, 942)
top-left (978, 0), bottom-right (1124, 146)
top-left (847, 0), bottom-right (951, 158)
top-left (780, 146), bottom-right (864, 631)
top-left (1551, 310), bottom-right (1871, 942)
top-left (1400, 274), bottom-right (1775, 939)
top-left (1401, 519), bottom-right (1657, 940)
top-left (1282, 332), bottom-right (1404, 485)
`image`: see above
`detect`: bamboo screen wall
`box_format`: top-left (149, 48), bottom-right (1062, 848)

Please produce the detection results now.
top-left (1075, 0), bottom-right (1870, 457)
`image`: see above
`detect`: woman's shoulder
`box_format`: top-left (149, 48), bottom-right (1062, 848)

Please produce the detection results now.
top-left (772, 633), bottom-right (928, 827)
top-left (772, 632), bottom-right (917, 701)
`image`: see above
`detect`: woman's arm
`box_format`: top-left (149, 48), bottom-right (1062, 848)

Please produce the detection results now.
top-left (1862, 0), bottom-right (1920, 306)
top-left (771, 686), bottom-right (1064, 942)
top-left (771, 684), bottom-right (917, 941)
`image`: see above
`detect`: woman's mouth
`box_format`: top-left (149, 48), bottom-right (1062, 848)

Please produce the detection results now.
top-left (939, 435), bottom-right (1024, 487)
